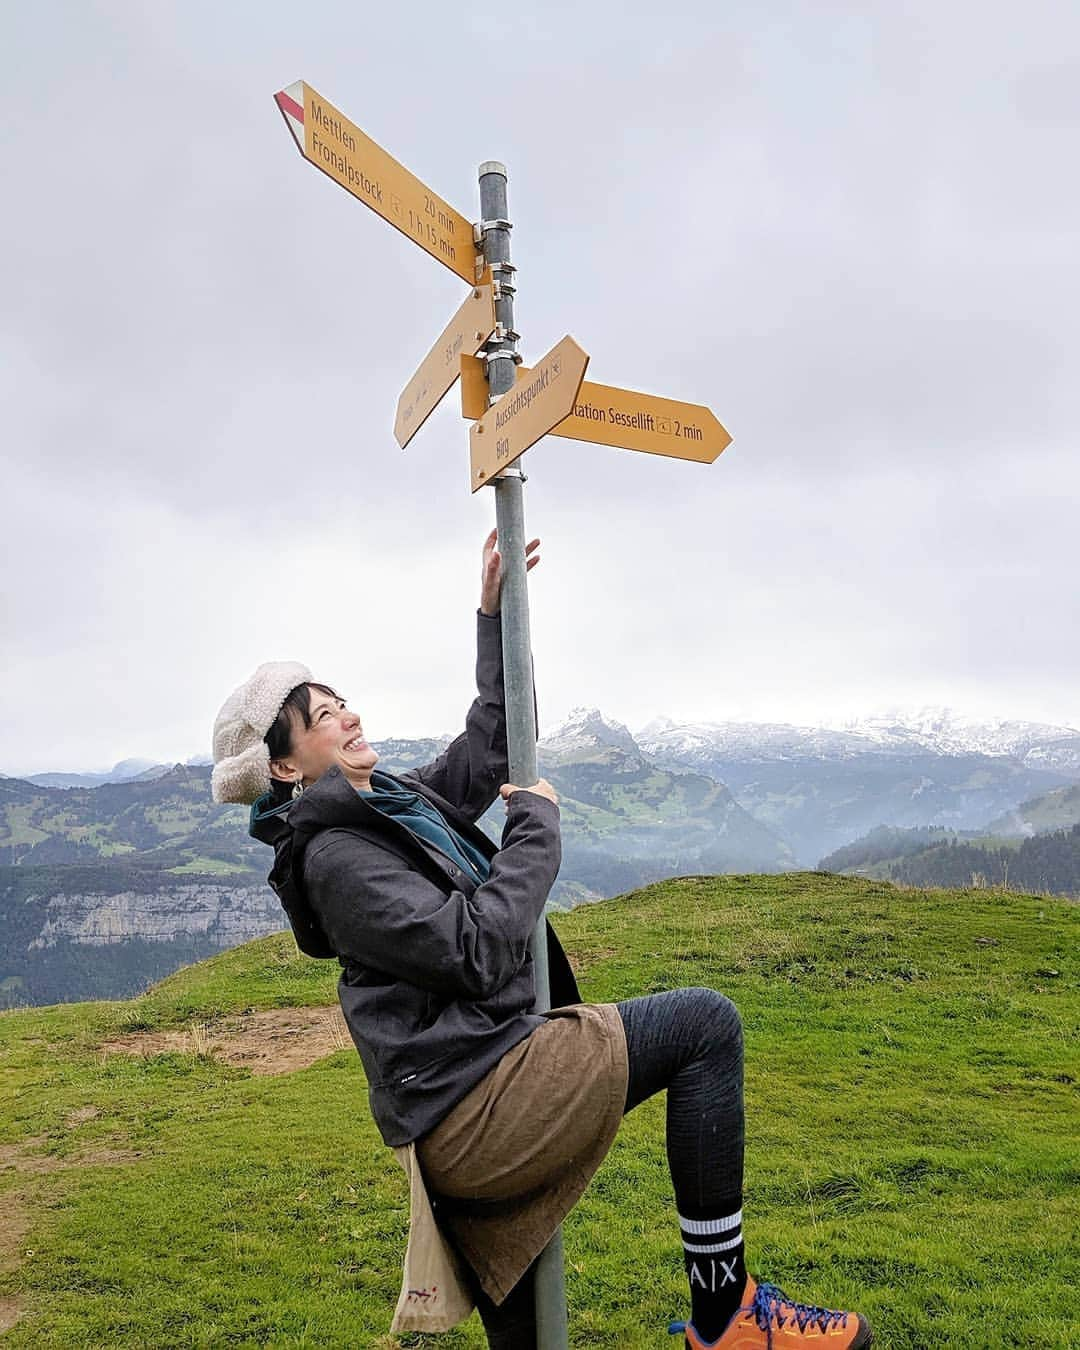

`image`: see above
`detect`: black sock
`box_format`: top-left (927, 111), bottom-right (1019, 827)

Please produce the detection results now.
top-left (680, 1204), bottom-right (747, 1343)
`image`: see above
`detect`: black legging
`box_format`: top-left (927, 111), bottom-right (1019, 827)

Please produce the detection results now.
top-left (470, 987), bottom-right (745, 1348)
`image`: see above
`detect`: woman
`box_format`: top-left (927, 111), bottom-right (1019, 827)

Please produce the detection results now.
top-left (211, 532), bottom-right (872, 1349)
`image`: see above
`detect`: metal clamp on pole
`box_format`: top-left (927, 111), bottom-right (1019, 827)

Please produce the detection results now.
top-left (477, 157), bottom-right (569, 1350)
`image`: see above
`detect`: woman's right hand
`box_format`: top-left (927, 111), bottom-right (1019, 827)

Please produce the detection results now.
top-left (500, 778), bottom-right (559, 807)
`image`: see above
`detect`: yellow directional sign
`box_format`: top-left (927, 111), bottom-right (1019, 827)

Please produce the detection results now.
top-left (461, 360), bottom-right (730, 463)
top-left (274, 81), bottom-right (481, 285)
top-left (468, 337), bottom-right (589, 491)
top-left (550, 378), bottom-right (731, 463)
top-left (394, 276), bottom-right (498, 449)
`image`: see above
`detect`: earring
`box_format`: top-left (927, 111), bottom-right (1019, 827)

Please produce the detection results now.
top-left (292, 779), bottom-right (305, 799)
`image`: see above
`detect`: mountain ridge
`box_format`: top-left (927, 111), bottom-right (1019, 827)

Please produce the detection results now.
top-left (634, 707), bottom-right (1080, 774)
top-left (13, 704), bottom-right (1080, 783)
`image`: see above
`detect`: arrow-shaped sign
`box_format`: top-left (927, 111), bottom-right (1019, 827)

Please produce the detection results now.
top-left (394, 276), bottom-right (498, 449)
top-left (468, 337), bottom-right (589, 492)
top-left (274, 81), bottom-right (481, 286)
top-left (461, 357), bottom-right (731, 464)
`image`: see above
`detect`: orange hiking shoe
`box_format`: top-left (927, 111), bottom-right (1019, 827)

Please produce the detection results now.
top-left (669, 1275), bottom-right (872, 1348)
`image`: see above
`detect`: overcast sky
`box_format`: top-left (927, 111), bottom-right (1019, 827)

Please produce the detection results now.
top-left (3, 1), bottom-right (1078, 775)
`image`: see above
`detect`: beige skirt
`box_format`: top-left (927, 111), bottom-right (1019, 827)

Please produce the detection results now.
top-left (415, 1002), bottom-right (629, 1304)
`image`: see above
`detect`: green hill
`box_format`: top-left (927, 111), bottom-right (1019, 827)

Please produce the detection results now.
top-left (1, 873), bottom-right (1076, 1347)
top-left (818, 825), bottom-right (966, 875)
top-left (0, 765), bottom-right (257, 873)
top-left (822, 823), bottom-right (1080, 899)
top-left (880, 825), bottom-right (1080, 894)
top-left (986, 784), bottom-right (1080, 838)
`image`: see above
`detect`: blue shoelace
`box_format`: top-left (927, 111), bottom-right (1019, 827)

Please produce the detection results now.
top-left (669, 1280), bottom-right (850, 1342)
top-left (753, 1281), bottom-right (850, 1333)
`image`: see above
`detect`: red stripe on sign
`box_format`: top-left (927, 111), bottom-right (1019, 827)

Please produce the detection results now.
top-left (275, 91), bottom-right (304, 123)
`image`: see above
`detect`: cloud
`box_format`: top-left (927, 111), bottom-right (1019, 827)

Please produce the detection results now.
top-left (3, 0), bottom-right (1078, 771)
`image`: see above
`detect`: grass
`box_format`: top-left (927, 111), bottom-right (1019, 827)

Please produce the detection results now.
top-left (165, 857), bottom-right (257, 876)
top-left (0, 873), bottom-right (1077, 1347)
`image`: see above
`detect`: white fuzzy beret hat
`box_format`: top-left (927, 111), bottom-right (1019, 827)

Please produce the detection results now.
top-left (211, 661), bottom-right (313, 804)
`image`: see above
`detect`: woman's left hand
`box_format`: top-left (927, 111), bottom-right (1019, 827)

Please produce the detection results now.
top-left (479, 528), bottom-right (540, 616)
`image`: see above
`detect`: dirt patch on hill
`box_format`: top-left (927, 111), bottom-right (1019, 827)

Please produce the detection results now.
top-left (567, 947), bottom-right (618, 976)
top-left (0, 1139), bottom-right (144, 1177)
top-left (0, 1139), bottom-right (48, 1176)
top-left (0, 1175), bottom-right (36, 1333)
top-left (65, 1105), bottom-right (101, 1128)
top-left (101, 1005), bottom-right (351, 1077)
top-left (0, 1193), bottom-right (31, 1332)
top-left (0, 1196), bottom-right (31, 1273)
top-left (0, 1295), bottom-right (25, 1334)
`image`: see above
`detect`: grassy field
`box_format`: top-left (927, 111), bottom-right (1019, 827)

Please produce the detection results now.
top-left (1, 873), bottom-right (1077, 1347)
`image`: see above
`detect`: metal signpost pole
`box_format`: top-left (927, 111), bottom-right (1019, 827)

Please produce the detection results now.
top-left (477, 160), bottom-right (570, 1350)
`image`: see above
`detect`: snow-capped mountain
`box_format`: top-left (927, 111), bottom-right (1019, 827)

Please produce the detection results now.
top-left (829, 708), bottom-right (1080, 775)
top-left (534, 708), bottom-right (794, 888)
top-left (627, 708), bottom-right (1080, 865)
top-left (540, 707), bottom-right (641, 761)
top-left (636, 716), bottom-right (870, 766)
top-left (632, 709), bottom-right (1080, 777)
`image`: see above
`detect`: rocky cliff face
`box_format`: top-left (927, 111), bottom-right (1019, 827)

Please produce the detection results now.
top-left (1, 863), bottom-right (287, 1008)
top-left (28, 883), bottom-right (282, 950)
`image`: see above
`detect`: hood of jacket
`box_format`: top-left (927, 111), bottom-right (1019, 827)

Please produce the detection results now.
top-left (249, 765), bottom-right (499, 958)
top-left (249, 785), bottom-right (335, 958)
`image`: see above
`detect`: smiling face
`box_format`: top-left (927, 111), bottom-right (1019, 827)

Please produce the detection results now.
top-left (268, 687), bottom-right (379, 792)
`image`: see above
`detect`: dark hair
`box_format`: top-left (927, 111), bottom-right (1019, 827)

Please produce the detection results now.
top-left (265, 683), bottom-right (340, 764)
